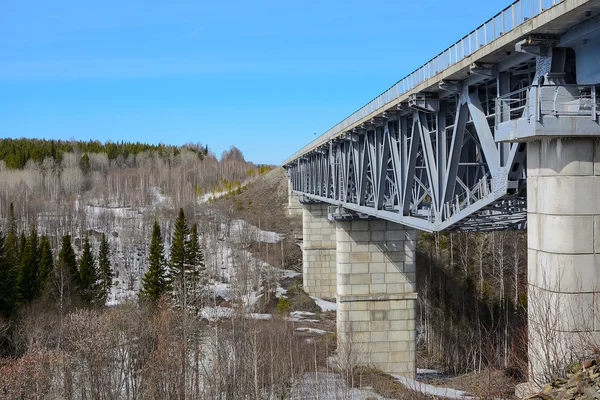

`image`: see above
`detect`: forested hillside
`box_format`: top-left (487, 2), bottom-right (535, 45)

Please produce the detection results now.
top-left (0, 138), bottom-right (265, 307)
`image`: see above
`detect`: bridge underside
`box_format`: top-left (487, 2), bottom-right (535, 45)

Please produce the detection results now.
top-left (285, 0), bottom-right (600, 385)
top-left (287, 76), bottom-right (532, 232)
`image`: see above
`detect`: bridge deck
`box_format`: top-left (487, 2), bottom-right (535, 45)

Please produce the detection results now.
top-left (283, 0), bottom-right (596, 166)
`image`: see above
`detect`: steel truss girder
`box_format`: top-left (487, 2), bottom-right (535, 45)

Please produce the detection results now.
top-left (286, 83), bottom-right (528, 232)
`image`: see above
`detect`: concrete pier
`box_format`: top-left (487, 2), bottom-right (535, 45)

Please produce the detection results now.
top-left (335, 220), bottom-right (417, 378)
top-left (288, 180), bottom-right (303, 216)
top-left (302, 203), bottom-right (337, 299)
top-left (527, 138), bottom-right (600, 383)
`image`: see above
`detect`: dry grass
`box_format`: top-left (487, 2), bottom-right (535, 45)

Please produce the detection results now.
top-left (209, 167), bottom-right (303, 272)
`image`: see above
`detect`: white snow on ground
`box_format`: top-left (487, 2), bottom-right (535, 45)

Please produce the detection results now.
top-left (229, 219), bottom-right (281, 243)
top-left (311, 296), bottom-right (337, 312)
top-left (247, 313), bottom-right (272, 320)
top-left (150, 186), bottom-right (171, 206)
top-left (283, 270), bottom-right (301, 278)
top-left (275, 284), bottom-right (288, 298)
top-left (200, 306), bottom-right (235, 322)
top-left (393, 375), bottom-right (475, 399)
top-left (290, 372), bottom-right (390, 399)
top-left (295, 327), bottom-right (328, 334)
top-left (199, 308), bottom-right (321, 323)
top-left (290, 311), bottom-right (316, 318)
top-left (210, 282), bottom-right (231, 301)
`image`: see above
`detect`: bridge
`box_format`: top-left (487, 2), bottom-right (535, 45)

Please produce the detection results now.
top-left (283, 0), bottom-right (600, 383)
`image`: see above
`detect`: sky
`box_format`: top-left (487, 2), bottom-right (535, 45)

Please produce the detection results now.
top-left (1, 0), bottom-right (511, 165)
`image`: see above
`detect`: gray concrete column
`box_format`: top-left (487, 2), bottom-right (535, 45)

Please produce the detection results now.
top-left (336, 219), bottom-right (417, 378)
top-left (302, 203), bottom-right (337, 298)
top-left (527, 138), bottom-right (600, 383)
top-left (287, 179), bottom-right (303, 216)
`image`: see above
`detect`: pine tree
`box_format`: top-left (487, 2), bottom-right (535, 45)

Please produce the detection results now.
top-left (98, 233), bottom-right (113, 303)
top-left (58, 234), bottom-right (78, 285)
top-left (78, 233), bottom-right (100, 305)
top-left (37, 235), bottom-right (53, 296)
top-left (18, 226), bottom-right (39, 303)
top-left (170, 208), bottom-right (190, 289)
top-left (140, 220), bottom-right (169, 301)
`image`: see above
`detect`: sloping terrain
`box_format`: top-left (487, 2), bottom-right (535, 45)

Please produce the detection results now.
top-left (209, 166), bottom-right (303, 271)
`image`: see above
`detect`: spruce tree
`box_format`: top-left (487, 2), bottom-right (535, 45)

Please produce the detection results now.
top-left (58, 234), bottom-right (78, 285)
top-left (78, 233), bottom-right (100, 305)
top-left (0, 232), bottom-right (13, 317)
top-left (170, 208), bottom-right (190, 289)
top-left (18, 226), bottom-right (39, 303)
top-left (187, 223), bottom-right (205, 297)
top-left (140, 220), bottom-right (169, 301)
top-left (1, 204), bottom-right (18, 316)
top-left (18, 232), bottom-right (26, 265)
top-left (37, 235), bottom-right (53, 296)
top-left (98, 233), bottom-right (113, 303)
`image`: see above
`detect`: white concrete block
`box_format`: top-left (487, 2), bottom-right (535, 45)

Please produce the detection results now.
top-left (595, 139), bottom-right (600, 176)
top-left (370, 283), bottom-right (387, 293)
top-left (352, 220), bottom-right (369, 231)
top-left (350, 263), bottom-right (369, 274)
top-left (371, 273), bottom-right (385, 284)
top-left (528, 176), bottom-right (538, 214)
top-left (539, 214), bottom-right (594, 254)
top-left (528, 213), bottom-right (540, 251)
top-left (370, 331), bottom-right (388, 342)
top-left (535, 251), bottom-right (600, 292)
top-left (538, 138), bottom-right (594, 177)
top-left (385, 230), bottom-right (406, 241)
top-left (371, 231), bottom-right (385, 241)
top-left (369, 220), bottom-right (387, 231)
top-left (537, 176), bottom-right (600, 215)
top-left (351, 284), bottom-right (369, 295)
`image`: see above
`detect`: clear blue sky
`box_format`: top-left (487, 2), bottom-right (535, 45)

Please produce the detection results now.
top-left (1, 0), bottom-right (509, 165)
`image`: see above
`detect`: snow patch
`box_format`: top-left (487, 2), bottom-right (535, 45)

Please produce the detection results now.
top-left (310, 296), bottom-right (337, 312)
top-left (282, 269), bottom-right (301, 279)
top-left (295, 327), bottom-right (328, 334)
top-left (393, 375), bottom-right (475, 399)
top-left (200, 306), bottom-right (235, 322)
top-left (291, 372), bottom-right (389, 399)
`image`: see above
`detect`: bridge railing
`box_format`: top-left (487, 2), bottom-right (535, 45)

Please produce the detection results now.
top-left (285, 0), bottom-right (563, 165)
top-left (496, 84), bottom-right (600, 126)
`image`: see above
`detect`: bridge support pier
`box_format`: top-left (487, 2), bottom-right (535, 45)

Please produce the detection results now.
top-left (528, 138), bottom-right (600, 383)
top-left (302, 203), bottom-right (337, 298)
top-left (288, 179), bottom-right (303, 216)
top-left (335, 219), bottom-right (417, 378)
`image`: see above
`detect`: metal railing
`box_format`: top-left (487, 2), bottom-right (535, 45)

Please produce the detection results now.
top-left (495, 86), bottom-right (529, 124)
top-left (496, 84), bottom-right (600, 126)
top-left (285, 0), bottom-right (564, 164)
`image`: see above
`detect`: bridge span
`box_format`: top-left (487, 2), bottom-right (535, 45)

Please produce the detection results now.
top-left (283, 0), bottom-right (600, 384)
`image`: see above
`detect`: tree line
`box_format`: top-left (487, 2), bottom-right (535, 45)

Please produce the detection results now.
top-left (0, 138), bottom-right (208, 170)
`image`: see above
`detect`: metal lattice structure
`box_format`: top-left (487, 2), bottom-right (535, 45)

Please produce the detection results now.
top-left (286, 86), bottom-right (528, 232)
top-left (283, 0), bottom-right (600, 232)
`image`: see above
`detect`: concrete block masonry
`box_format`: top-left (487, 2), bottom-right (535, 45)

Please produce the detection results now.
top-left (528, 138), bottom-right (600, 383)
top-left (288, 179), bottom-right (303, 216)
top-left (302, 203), bottom-right (337, 299)
top-left (336, 220), bottom-right (417, 378)
top-left (292, 189), bottom-right (417, 376)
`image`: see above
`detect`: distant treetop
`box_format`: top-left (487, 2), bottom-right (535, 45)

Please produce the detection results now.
top-left (0, 138), bottom-right (209, 169)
